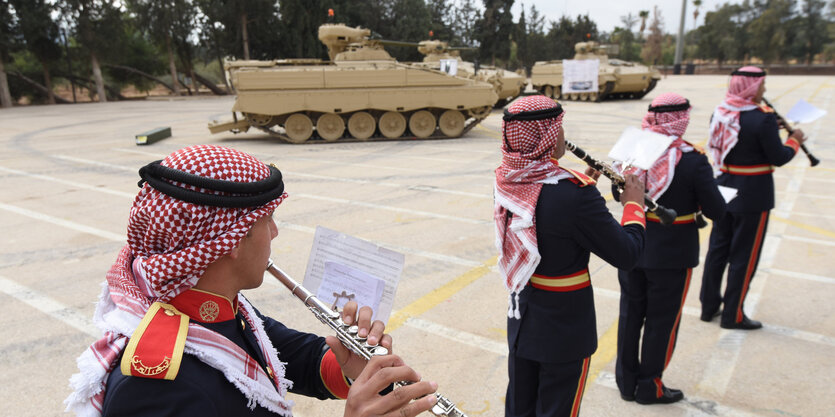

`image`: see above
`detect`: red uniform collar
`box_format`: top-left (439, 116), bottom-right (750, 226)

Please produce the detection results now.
top-left (170, 288), bottom-right (238, 323)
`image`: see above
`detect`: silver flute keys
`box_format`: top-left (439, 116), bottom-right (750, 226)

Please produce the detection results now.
top-left (265, 260), bottom-right (468, 417)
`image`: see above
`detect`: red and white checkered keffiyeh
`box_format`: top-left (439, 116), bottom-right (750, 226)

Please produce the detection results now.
top-left (494, 95), bottom-right (571, 318)
top-left (616, 92), bottom-right (694, 201)
top-left (708, 66), bottom-right (765, 171)
top-left (66, 145), bottom-right (293, 417)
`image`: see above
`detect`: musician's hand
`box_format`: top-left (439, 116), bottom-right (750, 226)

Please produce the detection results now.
top-left (343, 355), bottom-right (438, 417)
top-left (790, 128), bottom-right (806, 144)
top-left (620, 174), bottom-right (645, 207)
top-left (327, 301), bottom-right (393, 380)
top-left (584, 166), bottom-right (602, 180)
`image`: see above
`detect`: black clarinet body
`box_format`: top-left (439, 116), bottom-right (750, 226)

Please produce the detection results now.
top-left (564, 140), bottom-right (678, 226)
top-left (762, 98), bottom-right (820, 167)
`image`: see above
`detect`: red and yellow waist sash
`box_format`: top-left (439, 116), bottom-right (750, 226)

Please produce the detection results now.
top-left (530, 269), bottom-right (590, 292)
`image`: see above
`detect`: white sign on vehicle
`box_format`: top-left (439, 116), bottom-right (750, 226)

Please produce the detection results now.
top-left (562, 59), bottom-right (599, 93)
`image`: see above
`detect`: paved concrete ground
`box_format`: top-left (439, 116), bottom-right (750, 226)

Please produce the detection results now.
top-left (0, 75), bottom-right (832, 417)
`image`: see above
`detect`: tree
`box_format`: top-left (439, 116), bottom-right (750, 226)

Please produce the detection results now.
top-left (0, 0), bottom-right (17, 107)
top-left (452, 0), bottom-right (480, 47)
top-left (59, 0), bottom-right (125, 102)
top-left (693, 0), bottom-right (702, 27)
top-left (746, 0), bottom-right (795, 65)
top-left (797, 0), bottom-right (828, 64)
top-left (10, 0), bottom-right (62, 104)
top-left (641, 6), bottom-right (664, 65)
top-left (696, 3), bottom-right (747, 67)
top-left (639, 10), bottom-right (649, 38)
top-left (126, 0), bottom-right (190, 95)
top-left (476, 0), bottom-right (515, 65)
top-left (427, 0), bottom-right (455, 41)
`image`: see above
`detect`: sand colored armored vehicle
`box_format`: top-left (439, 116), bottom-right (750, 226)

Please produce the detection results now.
top-left (530, 42), bottom-right (660, 102)
top-left (207, 24), bottom-right (497, 143)
top-left (413, 40), bottom-right (525, 107)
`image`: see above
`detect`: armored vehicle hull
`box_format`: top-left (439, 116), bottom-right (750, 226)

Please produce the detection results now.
top-left (208, 25), bottom-right (497, 143)
top-left (530, 42), bottom-right (660, 102)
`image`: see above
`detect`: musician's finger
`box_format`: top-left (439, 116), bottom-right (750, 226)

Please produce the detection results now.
top-left (380, 333), bottom-right (393, 351)
top-left (366, 319), bottom-right (386, 346)
top-left (356, 305), bottom-right (373, 338)
top-left (341, 300), bottom-right (358, 326)
top-left (325, 335), bottom-right (351, 366)
top-left (380, 382), bottom-right (439, 417)
top-left (358, 356), bottom-right (416, 391)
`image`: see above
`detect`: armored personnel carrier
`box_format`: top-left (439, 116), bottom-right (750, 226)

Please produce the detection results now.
top-left (530, 42), bottom-right (660, 102)
top-left (207, 24), bottom-right (497, 143)
top-left (413, 40), bottom-right (525, 107)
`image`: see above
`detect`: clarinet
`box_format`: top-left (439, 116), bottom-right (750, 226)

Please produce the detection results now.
top-left (565, 139), bottom-right (678, 225)
top-left (762, 98), bottom-right (820, 167)
top-left (265, 260), bottom-right (468, 417)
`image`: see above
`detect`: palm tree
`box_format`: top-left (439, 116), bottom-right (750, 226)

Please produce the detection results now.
top-left (639, 10), bottom-right (650, 38)
top-left (693, 0), bottom-right (702, 27)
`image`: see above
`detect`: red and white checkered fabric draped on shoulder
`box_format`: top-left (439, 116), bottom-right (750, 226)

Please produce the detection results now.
top-left (618, 92), bottom-right (693, 201)
top-left (66, 145), bottom-right (294, 417)
top-left (494, 95), bottom-right (570, 315)
top-left (708, 66), bottom-right (765, 171)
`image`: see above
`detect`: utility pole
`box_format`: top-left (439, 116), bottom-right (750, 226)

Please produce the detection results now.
top-left (674, 0), bottom-right (687, 74)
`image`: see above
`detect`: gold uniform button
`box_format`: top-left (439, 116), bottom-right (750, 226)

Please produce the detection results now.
top-left (164, 309), bottom-right (175, 316)
top-left (266, 366), bottom-right (274, 378)
top-left (240, 319), bottom-right (246, 330)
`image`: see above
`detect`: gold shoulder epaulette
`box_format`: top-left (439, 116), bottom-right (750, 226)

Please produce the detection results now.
top-left (685, 141), bottom-right (706, 154)
top-left (120, 302), bottom-right (189, 380)
top-left (758, 104), bottom-right (775, 113)
top-left (563, 167), bottom-right (597, 187)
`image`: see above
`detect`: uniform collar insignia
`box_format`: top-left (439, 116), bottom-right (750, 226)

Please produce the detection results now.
top-left (170, 288), bottom-right (238, 323)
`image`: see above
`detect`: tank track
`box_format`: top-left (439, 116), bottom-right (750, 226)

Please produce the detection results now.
top-left (539, 79), bottom-right (662, 102)
top-left (252, 109), bottom-right (490, 144)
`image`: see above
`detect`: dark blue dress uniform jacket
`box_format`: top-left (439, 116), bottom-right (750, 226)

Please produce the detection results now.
top-left (508, 179), bottom-right (645, 363)
top-left (102, 307), bottom-right (334, 416)
top-left (638, 151), bottom-right (727, 269)
top-left (720, 109), bottom-right (797, 213)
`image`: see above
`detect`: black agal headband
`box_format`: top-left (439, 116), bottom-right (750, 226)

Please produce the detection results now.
top-left (502, 102), bottom-right (564, 151)
top-left (138, 161), bottom-right (285, 208)
top-left (648, 99), bottom-right (690, 113)
top-left (730, 69), bottom-right (766, 77)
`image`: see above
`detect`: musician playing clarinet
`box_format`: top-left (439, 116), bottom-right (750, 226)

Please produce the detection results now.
top-left (495, 95), bottom-right (646, 417)
top-left (612, 93), bottom-right (726, 405)
top-left (701, 67), bottom-right (806, 330)
top-left (65, 145), bottom-right (439, 417)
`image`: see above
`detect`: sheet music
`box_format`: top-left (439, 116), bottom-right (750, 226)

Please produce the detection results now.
top-left (785, 99), bottom-right (827, 124)
top-left (303, 226), bottom-right (405, 324)
top-left (608, 127), bottom-right (676, 170)
top-left (718, 185), bottom-right (738, 203)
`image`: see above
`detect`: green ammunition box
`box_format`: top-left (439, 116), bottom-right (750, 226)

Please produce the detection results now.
top-left (135, 127), bottom-right (172, 145)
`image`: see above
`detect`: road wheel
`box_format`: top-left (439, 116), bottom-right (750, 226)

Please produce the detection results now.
top-left (316, 113), bottom-right (345, 142)
top-left (379, 111), bottom-right (406, 138)
top-left (244, 113), bottom-right (275, 127)
top-left (347, 112), bottom-right (375, 140)
top-left (544, 85), bottom-right (554, 98)
top-left (409, 110), bottom-right (436, 138)
top-left (284, 113), bottom-right (313, 143)
top-left (438, 110), bottom-right (465, 137)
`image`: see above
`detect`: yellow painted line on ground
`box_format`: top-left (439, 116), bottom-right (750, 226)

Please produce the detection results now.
top-left (477, 124), bottom-right (502, 139)
top-left (772, 215), bottom-right (835, 240)
top-left (387, 256), bottom-right (498, 332)
top-left (584, 319), bottom-right (619, 393)
top-left (808, 80), bottom-right (831, 101)
top-left (772, 81), bottom-right (808, 102)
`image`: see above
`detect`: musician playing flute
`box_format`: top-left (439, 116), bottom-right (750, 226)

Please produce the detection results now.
top-left (701, 67), bottom-right (807, 330)
top-left (65, 145), bottom-right (439, 417)
top-left (494, 95), bottom-right (646, 417)
top-left (612, 93), bottom-right (726, 405)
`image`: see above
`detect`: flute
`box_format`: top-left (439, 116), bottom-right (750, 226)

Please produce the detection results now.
top-left (762, 98), bottom-right (820, 167)
top-left (265, 260), bottom-right (468, 417)
top-left (565, 139), bottom-right (678, 225)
